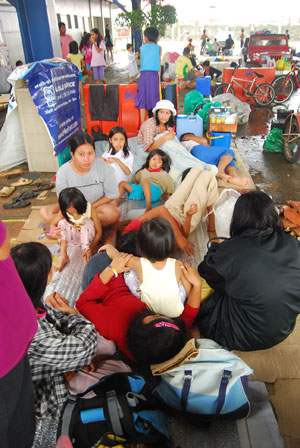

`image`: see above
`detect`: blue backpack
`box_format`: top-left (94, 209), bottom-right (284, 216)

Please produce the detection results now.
top-left (58, 372), bottom-right (171, 448)
top-left (153, 338), bottom-right (253, 424)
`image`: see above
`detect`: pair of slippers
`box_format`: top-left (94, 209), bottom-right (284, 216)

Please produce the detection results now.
top-left (3, 191), bottom-right (38, 209)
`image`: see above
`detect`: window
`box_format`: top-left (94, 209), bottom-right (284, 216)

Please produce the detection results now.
top-left (67, 14), bottom-right (72, 29)
top-left (57, 13), bottom-right (61, 24)
top-left (74, 15), bottom-right (78, 29)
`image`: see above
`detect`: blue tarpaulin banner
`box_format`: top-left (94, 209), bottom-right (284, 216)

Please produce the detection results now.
top-left (24, 60), bottom-right (81, 155)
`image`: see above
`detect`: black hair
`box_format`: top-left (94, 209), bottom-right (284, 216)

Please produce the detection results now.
top-left (16, 60), bottom-right (23, 67)
top-left (68, 132), bottom-right (95, 154)
top-left (91, 28), bottom-right (102, 47)
top-left (58, 22), bottom-right (65, 30)
top-left (116, 230), bottom-right (139, 256)
top-left (69, 40), bottom-right (79, 55)
top-left (203, 60), bottom-right (210, 67)
top-left (108, 126), bottom-right (130, 158)
top-left (58, 187), bottom-right (88, 224)
top-left (126, 43), bottom-right (133, 50)
top-left (154, 110), bottom-right (175, 127)
top-left (11, 242), bottom-right (52, 309)
top-left (179, 132), bottom-right (195, 141)
top-left (230, 190), bottom-right (281, 237)
top-left (144, 27), bottom-right (159, 43)
top-left (82, 32), bottom-right (91, 48)
top-left (141, 149), bottom-right (171, 173)
top-left (183, 47), bottom-right (191, 55)
top-left (127, 310), bottom-right (187, 365)
top-left (181, 167), bottom-right (192, 182)
top-left (137, 217), bottom-right (175, 262)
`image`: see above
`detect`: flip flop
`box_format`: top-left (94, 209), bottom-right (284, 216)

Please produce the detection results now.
top-left (0, 168), bottom-right (25, 178)
top-left (10, 177), bottom-right (34, 187)
top-left (0, 186), bottom-right (16, 197)
top-left (23, 172), bottom-right (41, 180)
top-left (13, 191), bottom-right (38, 201)
top-left (32, 183), bottom-right (54, 192)
top-left (3, 199), bottom-right (31, 209)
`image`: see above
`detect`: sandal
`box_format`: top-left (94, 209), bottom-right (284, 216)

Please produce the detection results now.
top-left (32, 183), bottom-right (54, 192)
top-left (3, 199), bottom-right (31, 209)
top-left (0, 186), bottom-right (16, 197)
top-left (0, 168), bottom-right (25, 178)
top-left (10, 177), bottom-right (34, 187)
top-left (14, 191), bottom-right (38, 201)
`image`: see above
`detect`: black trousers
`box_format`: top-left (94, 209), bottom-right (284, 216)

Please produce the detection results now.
top-left (0, 355), bottom-right (35, 448)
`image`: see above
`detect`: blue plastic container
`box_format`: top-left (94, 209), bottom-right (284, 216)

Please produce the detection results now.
top-left (176, 114), bottom-right (203, 140)
top-left (196, 76), bottom-right (211, 96)
top-left (210, 131), bottom-right (232, 148)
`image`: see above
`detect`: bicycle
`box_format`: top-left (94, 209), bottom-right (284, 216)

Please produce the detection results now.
top-left (213, 67), bottom-right (275, 106)
top-left (271, 62), bottom-right (300, 104)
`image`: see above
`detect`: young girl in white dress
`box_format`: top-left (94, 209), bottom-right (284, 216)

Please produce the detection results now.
top-left (127, 43), bottom-right (139, 84)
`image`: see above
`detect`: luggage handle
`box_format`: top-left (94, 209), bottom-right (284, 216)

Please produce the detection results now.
top-left (180, 369), bottom-right (232, 415)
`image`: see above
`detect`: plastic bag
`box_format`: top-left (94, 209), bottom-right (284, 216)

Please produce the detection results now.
top-left (263, 128), bottom-right (284, 153)
top-left (212, 93), bottom-right (251, 124)
top-left (184, 90), bottom-right (204, 115)
top-left (206, 189), bottom-right (241, 238)
top-left (276, 56), bottom-right (285, 70)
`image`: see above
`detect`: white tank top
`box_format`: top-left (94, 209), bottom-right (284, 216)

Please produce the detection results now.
top-left (140, 257), bottom-right (184, 318)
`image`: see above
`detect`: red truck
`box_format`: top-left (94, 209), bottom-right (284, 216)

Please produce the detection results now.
top-left (245, 32), bottom-right (292, 65)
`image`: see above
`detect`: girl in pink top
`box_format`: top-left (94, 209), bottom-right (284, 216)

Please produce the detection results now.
top-left (82, 33), bottom-right (93, 84)
top-left (90, 28), bottom-right (107, 84)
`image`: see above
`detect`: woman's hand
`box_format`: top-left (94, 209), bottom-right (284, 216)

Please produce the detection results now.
top-left (163, 131), bottom-right (176, 142)
top-left (180, 262), bottom-right (202, 288)
top-left (98, 244), bottom-right (119, 259)
top-left (45, 292), bottom-right (78, 314)
top-left (106, 157), bottom-right (118, 164)
top-left (177, 235), bottom-right (195, 257)
top-left (110, 252), bottom-right (133, 273)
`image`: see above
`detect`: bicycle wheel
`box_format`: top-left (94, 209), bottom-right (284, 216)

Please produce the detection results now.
top-left (272, 75), bottom-right (294, 104)
top-left (282, 114), bottom-right (300, 163)
top-left (254, 83), bottom-right (275, 106)
top-left (213, 84), bottom-right (234, 97)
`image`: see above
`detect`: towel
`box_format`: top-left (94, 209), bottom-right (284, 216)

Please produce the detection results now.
top-left (89, 84), bottom-right (119, 121)
top-left (151, 338), bottom-right (199, 375)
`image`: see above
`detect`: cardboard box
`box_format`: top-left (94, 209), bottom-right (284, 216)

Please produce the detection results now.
top-left (209, 107), bottom-right (238, 133)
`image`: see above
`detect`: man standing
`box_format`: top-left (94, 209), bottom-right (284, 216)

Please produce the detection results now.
top-left (200, 30), bottom-right (208, 54)
top-left (59, 22), bottom-right (73, 60)
top-left (240, 29), bottom-right (245, 48)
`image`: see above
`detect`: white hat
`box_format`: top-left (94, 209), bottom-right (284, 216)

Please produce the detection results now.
top-left (152, 99), bottom-right (177, 116)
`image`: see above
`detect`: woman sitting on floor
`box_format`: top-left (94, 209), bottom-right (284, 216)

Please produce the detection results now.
top-left (40, 132), bottom-right (120, 229)
top-left (197, 190), bottom-right (300, 351)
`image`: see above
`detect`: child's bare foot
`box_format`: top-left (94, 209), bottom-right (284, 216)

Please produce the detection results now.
top-left (217, 172), bottom-right (250, 186)
top-left (54, 255), bottom-right (70, 272)
top-left (186, 203), bottom-right (198, 216)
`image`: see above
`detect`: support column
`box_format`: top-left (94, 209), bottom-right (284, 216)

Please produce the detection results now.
top-left (8, 0), bottom-right (61, 63)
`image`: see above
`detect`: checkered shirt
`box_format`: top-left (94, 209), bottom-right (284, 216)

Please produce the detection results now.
top-left (27, 304), bottom-right (97, 417)
top-left (137, 117), bottom-right (173, 151)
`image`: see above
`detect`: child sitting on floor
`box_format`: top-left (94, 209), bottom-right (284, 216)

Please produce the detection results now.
top-left (56, 187), bottom-right (102, 271)
top-left (100, 126), bottom-right (134, 185)
top-left (117, 149), bottom-right (174, 211)
top-left (101, 217), bottom-right (193, 318)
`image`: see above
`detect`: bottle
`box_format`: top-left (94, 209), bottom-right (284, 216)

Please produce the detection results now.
top-left (216, 113), bottom-right (221, 124)
top-left (210, 113), bottom-right (216, 124)
top-left (221, 112), bottom-right (226, 123)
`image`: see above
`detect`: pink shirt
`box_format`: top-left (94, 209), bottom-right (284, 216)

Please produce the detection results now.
top-left (91, 40), bottom-right (106, 67)
top-left (60, 34), bottom-right (73, 60)
top-left (83, 45), bottom-right (93, 64)
top-left (0, 220), bottom-right (37, 378)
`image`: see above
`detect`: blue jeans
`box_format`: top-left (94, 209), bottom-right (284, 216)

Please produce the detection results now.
top-left (82, 252), bottom-right (112, 290)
